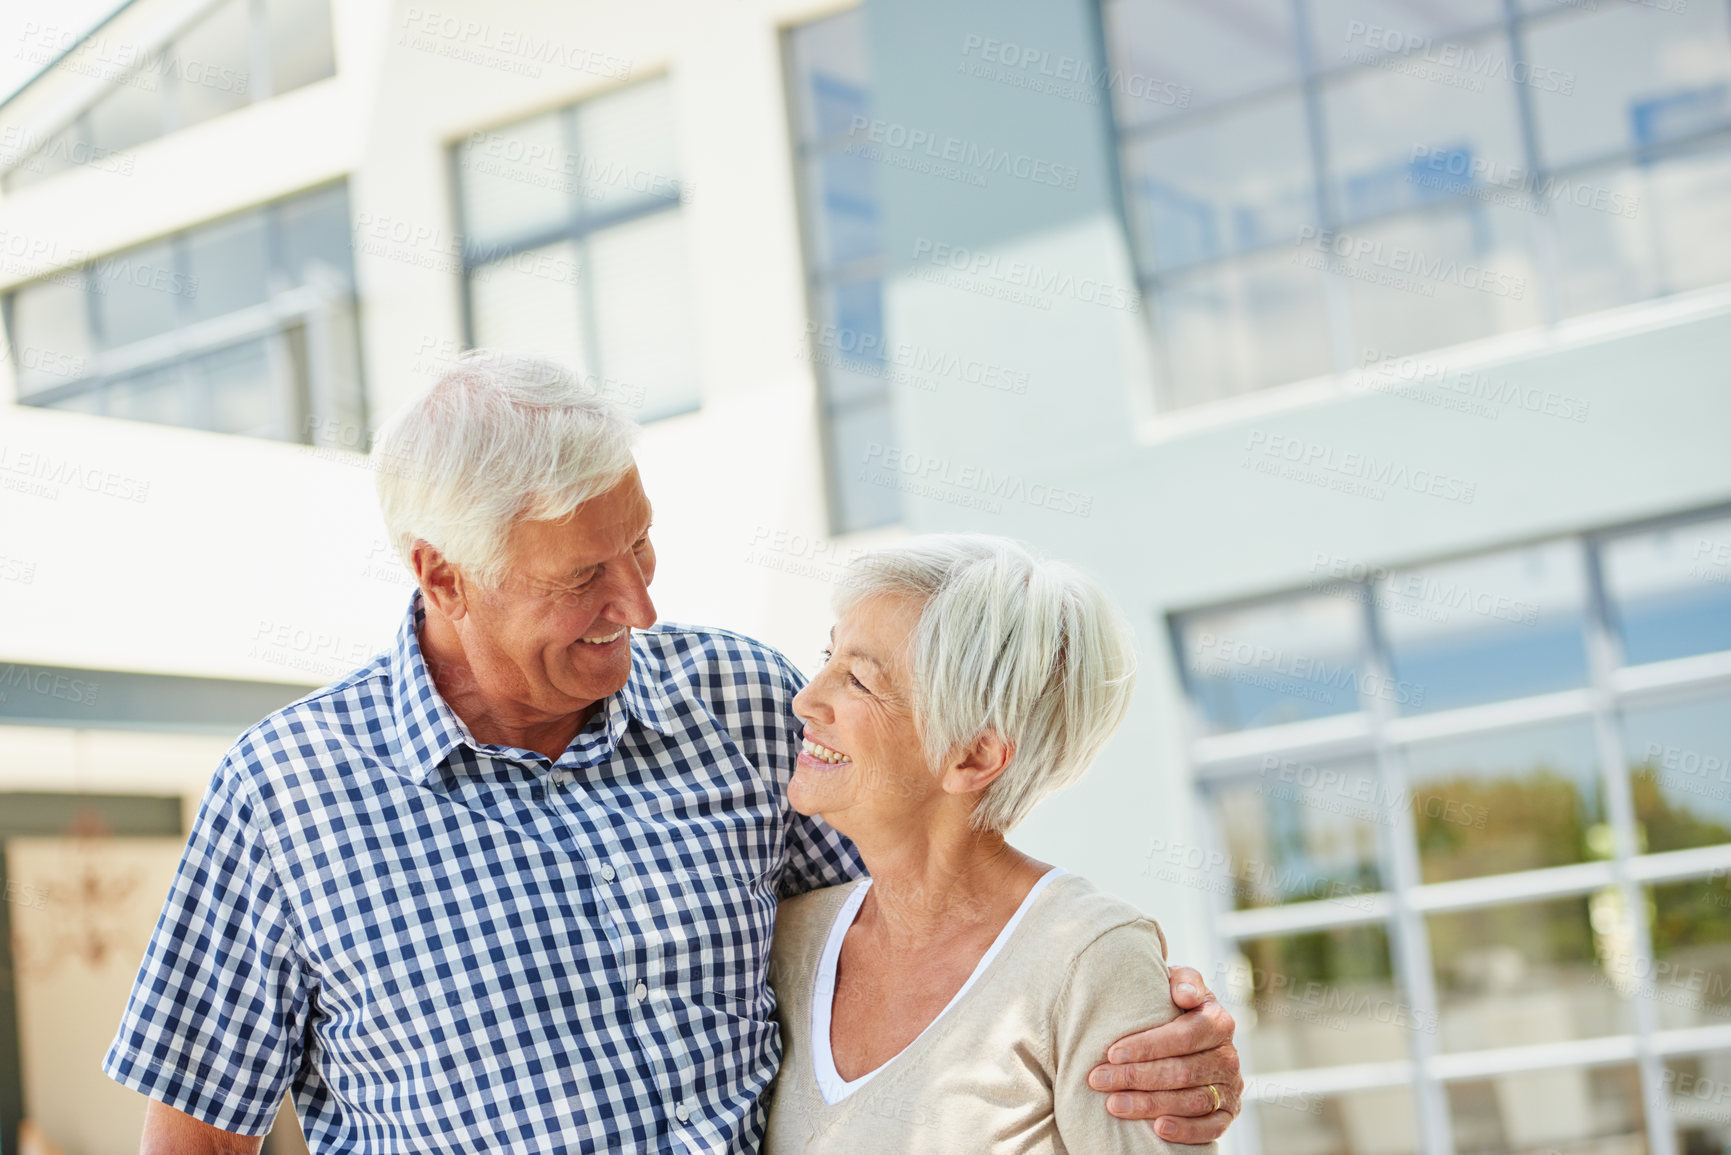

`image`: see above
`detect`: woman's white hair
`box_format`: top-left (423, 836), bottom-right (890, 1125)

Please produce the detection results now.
top-left (373, 349), bottom-right (641, 587)
top-left (836, 533), bottom-right (1138, 834)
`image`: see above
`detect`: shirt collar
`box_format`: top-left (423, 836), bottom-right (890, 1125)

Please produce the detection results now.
top-left (387, 591), bottom-right (676, 786)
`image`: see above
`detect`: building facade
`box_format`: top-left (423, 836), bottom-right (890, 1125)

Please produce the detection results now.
top-left (1, 0), bottom-right (1729, 1153)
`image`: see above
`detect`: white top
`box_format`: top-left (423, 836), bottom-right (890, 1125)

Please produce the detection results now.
top-left (809, 867), bottom-right (1066, 1105)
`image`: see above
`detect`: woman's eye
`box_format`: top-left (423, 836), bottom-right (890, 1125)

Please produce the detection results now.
top-left (819, 648), bottom-right (832, 664)
top-left (848, 673), bottom-right (868, 692)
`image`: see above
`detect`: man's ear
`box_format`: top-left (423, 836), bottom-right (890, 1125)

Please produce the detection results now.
top-left (411, 541), bottom-right (470, 621)
top-left (941, 731), bottom-right (1014, 797)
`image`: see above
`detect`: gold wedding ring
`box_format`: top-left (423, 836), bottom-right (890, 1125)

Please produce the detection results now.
top-left (1207, 1084), bottom-right (1223, 1113)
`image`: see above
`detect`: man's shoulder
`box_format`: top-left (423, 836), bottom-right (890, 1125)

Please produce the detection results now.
top-left (221, 655), bottom-right (395, 789)
top-left (632, 622), bottom-right (807, 700)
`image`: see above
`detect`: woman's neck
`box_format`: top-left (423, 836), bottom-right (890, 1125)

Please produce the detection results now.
top-left (851, 824), bottom-right (1048, 947)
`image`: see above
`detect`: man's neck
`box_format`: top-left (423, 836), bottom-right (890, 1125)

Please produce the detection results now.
top-left (418, 607), bottom-right (600, 761)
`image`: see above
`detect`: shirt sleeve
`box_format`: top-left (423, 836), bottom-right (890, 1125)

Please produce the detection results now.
top-left (1051, 920), bottom-right (1216, 1155)
top-left (763, 647), bottom-right (865, 899)
top-left (102, 750), bottom-right (314, 1136)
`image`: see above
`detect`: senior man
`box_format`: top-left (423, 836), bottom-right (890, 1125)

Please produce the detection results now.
top-left (105, 352), bottom-right (1242, 1153)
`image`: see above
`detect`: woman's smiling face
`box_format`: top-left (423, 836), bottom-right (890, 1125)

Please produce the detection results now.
top-left (789, 594), bottom-right (945, 835)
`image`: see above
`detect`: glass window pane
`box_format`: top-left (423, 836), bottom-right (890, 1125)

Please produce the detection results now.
top-left (1380, 540), bottom-right (1590, 714)
top-left (1624, 690), bottom-right (1731, 857)
top-left (9, 276), bottom-right (93, 396)
top-left (1121, 94), bottom-right (1313, 272)
top-left (587, 212), bottom-right (700, 421)
top-left (1665, 1052), bottom-right (1731, 1153)
top-left (1603, 515), bottom-right (1731, 665)
top-left (102, 362), bottom-right (189, 428)
top-left (828, 396), bottom-right (900, 533)
top-left (85, 61), bottom-right (165, 154)
top-left (789, 8), bottom-right (872, 146)
top-left (1321, 35), bottom-right (1527, 224)
top-left (1648, 879), bottom-right (1731, 1032)
top-left (194, 338), bottom-right (280, 437)
top-left (804, 148), bottom-right (881, 270)
top-left (1547, 159), bottom-right (1663, 317)
top-left (572, 79), bottom-right (683, 218)
top-left (169, 0), bottom-right (252, 128)
top-left (184, 210), bottom-right (270, 323)
top-left (1404, 720), bottom-right (1604, 882)
top-left (1447, 1064), bottom-right (1646, 1154)
top-left (1325, 202), bottom-right (1543, 363)
top-left (1223, 926), bottom-right (1416, 1072)
top-left (1258, 1085), bottom-right (1420, 1155)
top-left (1179, 592), bottom-right (1367, 734)
top-left (90, 239), bottom-right (182, 348)
top-left (267, 0), bottom-right (337, 94)
top-left (5, 124), bottom-right (80, 189)
top-left (1210, 756), bottom-right (1384, 910)
top-left (1430, 893), bottom-right (1634, 1051)
top-left (1154, 247), bottom-right (1334, 407)
top-left (466, 241), bottom-right (587, 375)
top-left (457, 111), bottom-right (574, 250)
top-left (1526, 1), bottom-right (1731, 169)
top-left (277, 182), bottom-right (355, 289)
top-left (809, 280), bottom-right (888, 410)
top-left (1104, 0), bottom-right (1297, 129)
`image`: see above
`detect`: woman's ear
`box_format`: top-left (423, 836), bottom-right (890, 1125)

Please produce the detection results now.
top-left (942, 731), bottom-right (1014, 796)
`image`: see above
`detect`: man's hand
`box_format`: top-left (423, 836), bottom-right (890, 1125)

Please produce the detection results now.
top-left (1088, 965), bottom-right (1242, 1143)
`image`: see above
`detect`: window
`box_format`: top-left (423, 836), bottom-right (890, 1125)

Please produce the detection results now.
top-left (1178, 508), bottom-right (1731, 1155)
top-left (453, 77), bottom-right (699, 424)
top-left (786, 8), bottom-right (899, 534)
top-left (5, 182), bottom-right (362, 443)
top-left (1104, 1), bottom-right (1731, 411)
top-left (3, 0), bottom-right (338, 192)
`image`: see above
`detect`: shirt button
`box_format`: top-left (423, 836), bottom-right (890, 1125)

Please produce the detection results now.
top-left (675, 1102), bottom-right (691, 1122)
top-left (599, 863), bottom-right (616, 882)
top-left (634, 982), bottom-right (648, 1002)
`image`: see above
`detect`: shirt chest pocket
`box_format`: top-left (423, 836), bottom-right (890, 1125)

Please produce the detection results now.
top-left (673, 864), bottom-right (776, 1013)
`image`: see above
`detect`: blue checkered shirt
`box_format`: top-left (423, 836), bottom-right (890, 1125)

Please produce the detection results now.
top-left (104, 593), bottom-right (863, 1152)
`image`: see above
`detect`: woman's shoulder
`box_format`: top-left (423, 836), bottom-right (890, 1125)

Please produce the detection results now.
top-left (1032, 872), bottom-right (1170, 963)
top-left (771, 880), bottom-right (866, 969)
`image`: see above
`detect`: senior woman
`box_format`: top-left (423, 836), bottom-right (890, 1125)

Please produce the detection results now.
top-left (765, 534), bottom-right (1211, 1154)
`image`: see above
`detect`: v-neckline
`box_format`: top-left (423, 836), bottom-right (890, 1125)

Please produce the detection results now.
top-left (809, 868), bottom-right (1065, 1105)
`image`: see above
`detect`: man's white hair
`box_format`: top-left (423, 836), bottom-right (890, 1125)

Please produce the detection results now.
top-left (373, 349), bottom-right (641, 588)
top-left (835, 533), bottom-right (1138, 834)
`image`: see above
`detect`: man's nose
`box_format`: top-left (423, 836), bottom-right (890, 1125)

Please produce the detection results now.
top-left (606, 557), bottom-right (658, 629)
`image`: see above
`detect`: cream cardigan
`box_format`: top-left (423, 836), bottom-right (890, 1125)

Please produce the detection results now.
top-left (764, 872), bottom-right (1215, 1155)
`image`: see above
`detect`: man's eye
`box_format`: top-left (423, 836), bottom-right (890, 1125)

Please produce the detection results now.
top-left (634, 536), bottom-right (651, 551)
